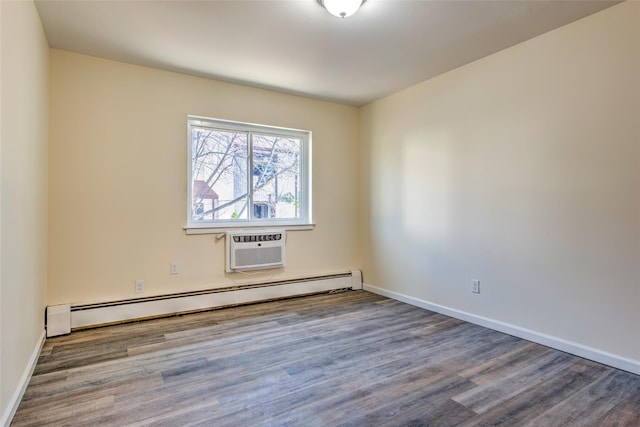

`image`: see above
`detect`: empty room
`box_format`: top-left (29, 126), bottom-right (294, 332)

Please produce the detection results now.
top-left (1, 0), bottom-right (639, 425)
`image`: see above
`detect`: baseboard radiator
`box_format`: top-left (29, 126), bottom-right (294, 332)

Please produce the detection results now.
top-left (46, 270), bottom-right (362, 335)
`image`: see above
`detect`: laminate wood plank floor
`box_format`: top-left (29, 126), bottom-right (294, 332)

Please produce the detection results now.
top-left (12, 290), bottom-right (640, 426)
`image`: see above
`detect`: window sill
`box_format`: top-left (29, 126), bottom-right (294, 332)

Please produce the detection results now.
top-left (184, 224), bottom-right (315, 235)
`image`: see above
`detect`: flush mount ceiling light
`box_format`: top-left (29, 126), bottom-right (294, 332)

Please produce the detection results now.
top-left (318, 0), bottom-right (367, 18)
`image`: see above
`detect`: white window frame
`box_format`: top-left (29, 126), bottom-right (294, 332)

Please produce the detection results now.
top-left (186, 116), bottom-right (312, 233)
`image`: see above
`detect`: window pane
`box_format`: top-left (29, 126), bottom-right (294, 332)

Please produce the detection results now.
top-left (252, 134), bottom-right (301, 220)
top-left (191, 127), bottom-right (248, 221)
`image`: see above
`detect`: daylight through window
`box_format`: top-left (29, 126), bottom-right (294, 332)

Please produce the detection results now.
top-left (188, 116), bottom-right (311, 228)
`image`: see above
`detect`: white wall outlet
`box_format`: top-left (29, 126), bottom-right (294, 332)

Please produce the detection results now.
top-left (170, 262), bottom-right (179, 275)
top-left (135, 280), bottom-right (144, 294)
top-left (472, 279), bottom-right (480, 294)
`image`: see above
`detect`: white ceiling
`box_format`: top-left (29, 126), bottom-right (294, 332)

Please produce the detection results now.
top-left (34, 0), bottom-right (619, 106)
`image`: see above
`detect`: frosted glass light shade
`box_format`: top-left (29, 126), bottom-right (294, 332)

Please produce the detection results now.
top-left (321, 0), bottom-right (365, 18)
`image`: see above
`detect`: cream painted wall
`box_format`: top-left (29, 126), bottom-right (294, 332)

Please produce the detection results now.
top-left (48, 50), bottom-right (360, 305)
top-left (0, 0), bottom-right (49, 420)
top-left (360, 2), bottom-right (640, 361)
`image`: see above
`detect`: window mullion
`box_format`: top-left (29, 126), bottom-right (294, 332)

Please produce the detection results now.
top-left (248, 132), bottom-right (254, 222)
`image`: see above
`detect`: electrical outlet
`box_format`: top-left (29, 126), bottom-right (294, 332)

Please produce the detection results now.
top-left (170, 262), bottom-right (179, 275)
top-left (135, 280), bottom-right (144, 294)
top-left (472, 279), bottom-right (480, 294)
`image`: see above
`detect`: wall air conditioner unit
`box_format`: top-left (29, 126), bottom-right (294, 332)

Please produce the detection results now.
top-left (226, 229), bottom-right (286, 272)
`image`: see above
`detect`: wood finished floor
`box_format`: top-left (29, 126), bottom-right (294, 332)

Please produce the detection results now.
top-left (12, 290), bottom-right (640, 426)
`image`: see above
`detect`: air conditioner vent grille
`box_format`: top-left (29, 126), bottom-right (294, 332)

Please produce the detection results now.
top-left (233, 233), bottom-right (282, 243)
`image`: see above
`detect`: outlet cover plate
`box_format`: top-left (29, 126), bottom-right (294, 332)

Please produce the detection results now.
top-left (472, 279), bottom-right (480, 294)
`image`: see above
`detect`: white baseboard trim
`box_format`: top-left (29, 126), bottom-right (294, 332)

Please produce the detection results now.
top-left (69, 272), bottom-right (361, 330)
top-left (1, 330), bottom-right (45, 427)
top-left (363, 283), bottom-right (640, 376)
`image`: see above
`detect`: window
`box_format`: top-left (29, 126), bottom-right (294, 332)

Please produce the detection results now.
top-left (187, 116), bottom-right (311, 229)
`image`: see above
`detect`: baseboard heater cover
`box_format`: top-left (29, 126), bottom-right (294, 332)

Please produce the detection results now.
top-left (57, 271), bottom-right (362, 332)
top-left (46, 304), bottom-right (71, 337)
